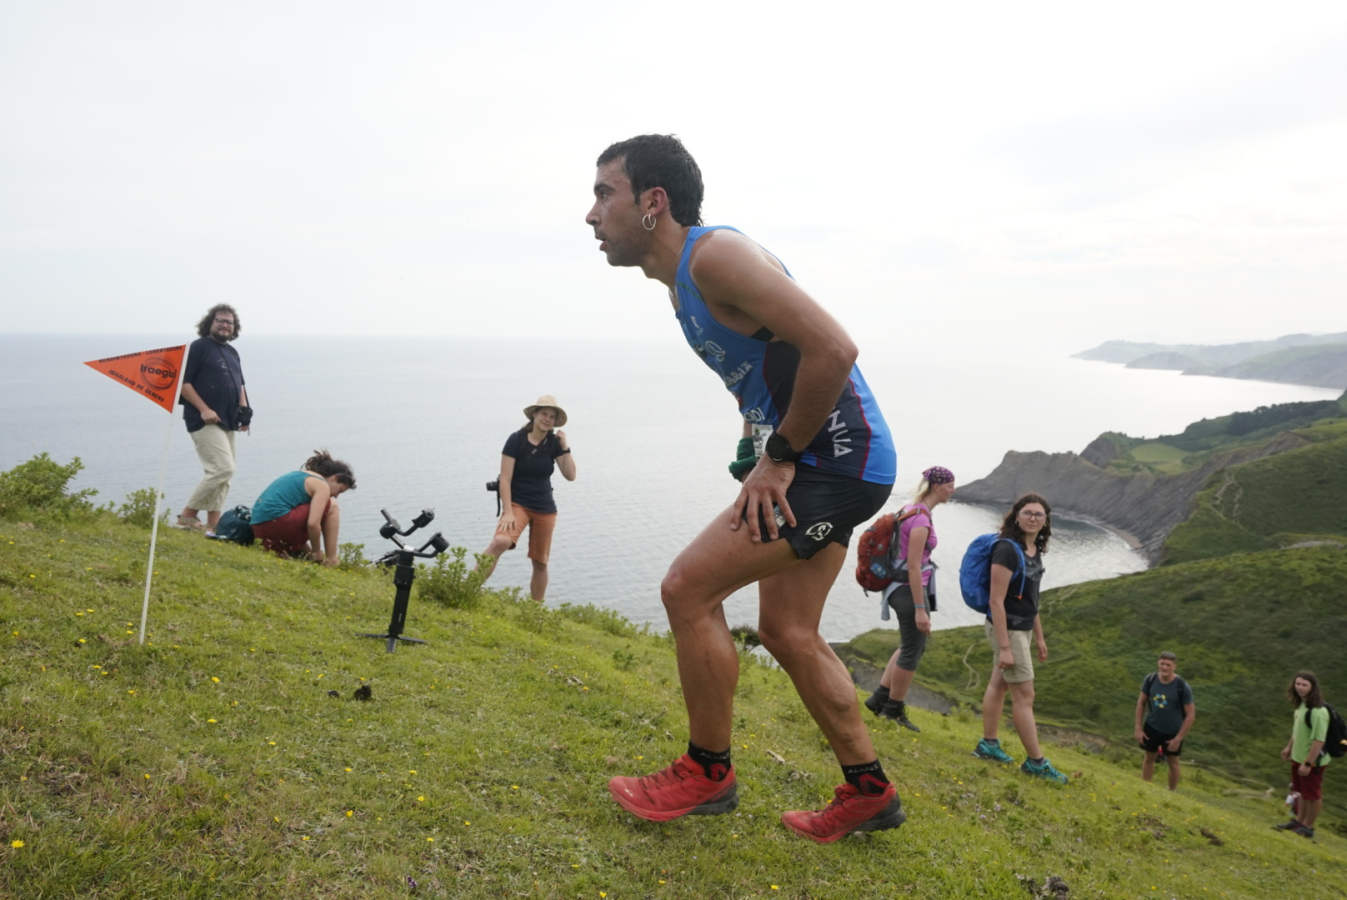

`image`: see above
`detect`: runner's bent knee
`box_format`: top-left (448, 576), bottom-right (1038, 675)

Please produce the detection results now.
top-left (659, 563), bottom-right (707, 619)
top-left (757, 621), bottom-right (825, 663)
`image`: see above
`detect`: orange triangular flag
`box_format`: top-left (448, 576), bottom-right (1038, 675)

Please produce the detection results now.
top-left (84, 344), bottom-right (187, 413)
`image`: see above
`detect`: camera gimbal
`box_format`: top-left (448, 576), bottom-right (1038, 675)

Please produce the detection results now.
top-left (359, 507), bottom-right (448, 652)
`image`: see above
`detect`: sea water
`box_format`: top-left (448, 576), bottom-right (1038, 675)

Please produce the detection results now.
top-left (1, 334), bottom-right (1338, 640)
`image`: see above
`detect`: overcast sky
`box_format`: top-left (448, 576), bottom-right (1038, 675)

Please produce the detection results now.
top-left (4, 1), bottom-right (1345, 356)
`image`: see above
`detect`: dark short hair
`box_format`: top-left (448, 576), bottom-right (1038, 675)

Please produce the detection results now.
top-left (597, 134), bottom-right (704, 227)
top-left (1158, 651), bottom-right (1177, 662)
top-left (998, 493), bottom-right (1052, 554)
top-left (305, 449), bottom-right (356, 490)
top-left (197, 304), bottom-right (240, 340)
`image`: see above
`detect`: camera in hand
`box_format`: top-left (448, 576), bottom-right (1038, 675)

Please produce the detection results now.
top-left (485, 479), bottom-right (499, 492)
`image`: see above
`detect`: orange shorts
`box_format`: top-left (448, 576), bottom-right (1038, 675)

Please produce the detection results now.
top-left (496, 503), bottom-right (557, 564)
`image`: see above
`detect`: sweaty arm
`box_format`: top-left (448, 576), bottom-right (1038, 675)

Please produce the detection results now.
top-left (689, 232), bottom-right (856, 450)
top-left (691, 232), bottom-right (856, 539)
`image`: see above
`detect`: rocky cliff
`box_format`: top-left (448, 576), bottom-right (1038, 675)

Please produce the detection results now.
top-left (955, 432), bottom-right (1311, 562)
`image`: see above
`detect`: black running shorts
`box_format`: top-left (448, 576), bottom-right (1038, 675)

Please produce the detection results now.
top-left (1140, 723), bottom-right (1182, 756)
top-left (748, 464), bottom-right (892, 560)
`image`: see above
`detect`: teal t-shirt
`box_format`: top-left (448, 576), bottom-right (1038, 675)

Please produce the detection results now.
top-left (251, 471), bottom-right (316, 526)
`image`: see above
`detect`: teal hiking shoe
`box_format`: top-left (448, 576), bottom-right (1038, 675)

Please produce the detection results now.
top-left (1021, 757), bottom-right (1068, 784)
top-left (973, 738), bottom-right (1015, 764)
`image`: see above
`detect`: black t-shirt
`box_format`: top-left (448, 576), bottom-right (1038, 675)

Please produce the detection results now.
top-left (502, 428), bottom-right (565, 514)
top-left (989, 539), bottom-right (1043, 631)
top-left (181, 337), bottom-right (245, 433)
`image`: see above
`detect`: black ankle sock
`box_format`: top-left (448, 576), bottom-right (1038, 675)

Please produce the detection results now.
top-left (869, 685), bottom-right (890, 702)
top-left (881, 699), bottom-right (906, 715)
top-left (687, 742), bottom-right (732, 781)
top-left (841, 760), bottom-right (890, 795)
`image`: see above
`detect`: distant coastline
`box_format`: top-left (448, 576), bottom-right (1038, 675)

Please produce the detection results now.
top-left (1074, 331), bottom-right (1347, 390)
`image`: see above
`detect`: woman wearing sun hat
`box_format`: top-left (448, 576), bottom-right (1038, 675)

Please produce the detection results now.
top-left (863, 465), bottom-right (956, 731)
top-left (475, 394), bottom-right (577, 601)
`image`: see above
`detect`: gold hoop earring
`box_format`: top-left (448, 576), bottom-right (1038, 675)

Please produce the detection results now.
top-left (641, 213), bottom-right (656, 232)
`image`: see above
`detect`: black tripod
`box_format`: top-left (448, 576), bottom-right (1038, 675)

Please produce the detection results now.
top-left (359, 507), bottom-right (448, 652)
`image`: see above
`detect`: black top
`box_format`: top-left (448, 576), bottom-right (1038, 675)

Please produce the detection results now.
top-left (991, 540), bottom-right (1043, 631)
top-left (181, 337), bottom-right (245, 433)
top-left (503, 428), bottom-right (565, 514)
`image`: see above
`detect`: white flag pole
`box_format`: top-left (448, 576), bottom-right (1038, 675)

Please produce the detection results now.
top-left (138, 343), bottom-right (191, 646)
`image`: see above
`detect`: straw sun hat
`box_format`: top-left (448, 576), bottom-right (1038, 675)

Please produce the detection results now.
top-left (523, 394), bottom-right (567, 427)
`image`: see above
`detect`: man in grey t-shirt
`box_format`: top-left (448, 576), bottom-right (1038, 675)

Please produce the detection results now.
top-left (1133, 651), bottom-right (1195, 790)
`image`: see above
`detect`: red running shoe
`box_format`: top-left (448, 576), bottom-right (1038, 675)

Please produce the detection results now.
top-left (608, 754), bottom-right (738, 822)
top-left (780, 782), bottom-right (905, 843)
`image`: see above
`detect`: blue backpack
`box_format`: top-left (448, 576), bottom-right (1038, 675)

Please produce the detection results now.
top-left (210, 505), bottom-right (254, 545)
top-left (958, 534), bottom-right (1027, 614)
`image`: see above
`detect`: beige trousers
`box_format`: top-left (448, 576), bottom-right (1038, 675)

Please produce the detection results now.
top-left (186, 425), bottom-right (237, 512)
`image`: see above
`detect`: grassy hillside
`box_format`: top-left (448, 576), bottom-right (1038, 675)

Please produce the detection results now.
top-left (3, 467), bottom-right (1345, 897)
top-left (847, 545), bottom-right (1347, 826)
top-left (1162, 425), bottom-right (1347, 564)
top-left (1088, 395), bottom-right (1347, 478)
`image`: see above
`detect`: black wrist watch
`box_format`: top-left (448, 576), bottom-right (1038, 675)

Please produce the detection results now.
top-left (764, 432), bottom-right (801, 464)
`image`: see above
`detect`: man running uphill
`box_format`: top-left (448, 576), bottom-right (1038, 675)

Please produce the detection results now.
top-left (586, 134), bottom-right (901, 842)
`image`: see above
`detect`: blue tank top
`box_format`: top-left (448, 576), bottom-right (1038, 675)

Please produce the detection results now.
top-left (674, 226), bottom-right (896, 484)
top-left (251, 470), bottom-right (317, 525)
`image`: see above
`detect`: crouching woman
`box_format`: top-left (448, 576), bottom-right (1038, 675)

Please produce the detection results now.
top-left (250, 449), bottom-right (356, 566)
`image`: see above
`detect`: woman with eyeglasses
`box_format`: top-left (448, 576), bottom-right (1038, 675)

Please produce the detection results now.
top-left (249, 449), bottom-right (356, 566)
top-left (971, 493), bottom-right (1068, 783)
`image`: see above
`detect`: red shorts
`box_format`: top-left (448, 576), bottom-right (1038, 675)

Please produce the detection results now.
top-left (496, 503), bottom-right (557, 564)
top-left (252, 501), bottom-right (327, 556)
top-left (1291, 762), bottom-right (1326, 801)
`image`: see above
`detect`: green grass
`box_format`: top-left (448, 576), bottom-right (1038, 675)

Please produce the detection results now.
top-left (1128, 441), bottom-right (1184, 461)
top-left (1126, 442), bottom-right (1188, 474)
top-left (1090, 393), bottom-right (1347, 479)
top-left (1, 506), bottom-right (1345, 897)
top-left (1162, 433), bottom-right (1347, 563)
